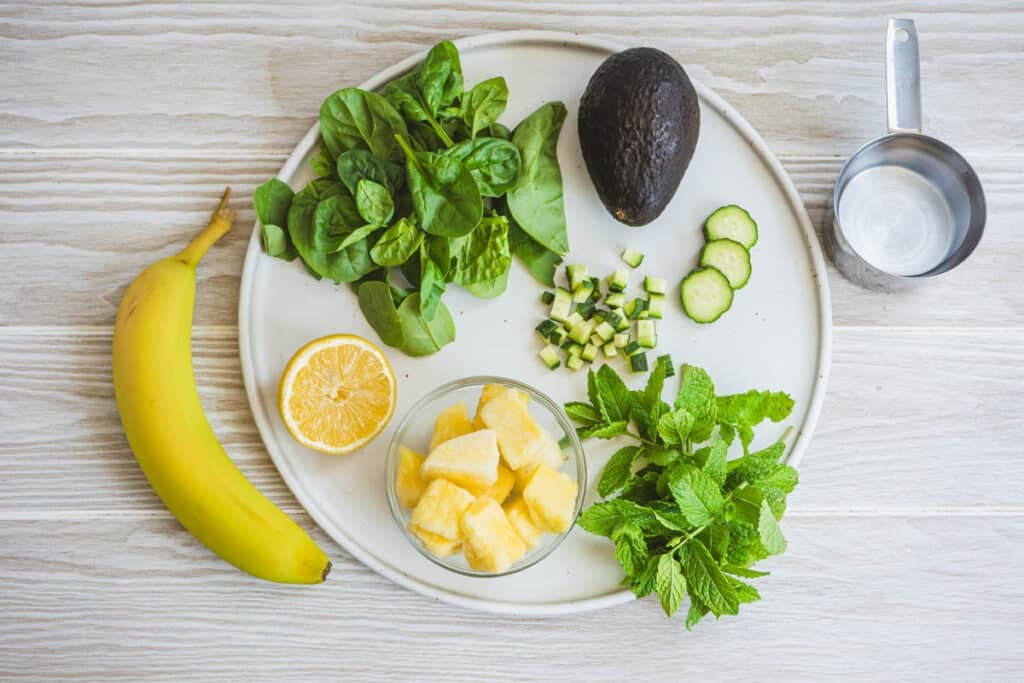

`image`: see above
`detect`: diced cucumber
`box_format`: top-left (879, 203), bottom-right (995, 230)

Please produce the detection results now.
top-left (590, 333), bottom-right (604, 347)
top-left (566, 311), bottom-right (584, 328)
top-left (594, 321), bottom-right (616, 342)
top-left (626, 298), bottom-right (648, 320)
top-left (541, 291), bottom-right (555, 305)
top-left (621, 247), bottom-right (645, 268)
top-left (607, 268), bottom-right (629, 292)
top-left (535, 319), bottom-right (559, 342)
top-left (567, 264), bottom-right (590, 289)
top-left (576, 301), bottom-right (597, 320)
top-left (644, 276), bottom-right (667, 295)
top-left (589, 277), bottom-right (603, 302)
top-left (623, 340), bottom-right (641, 356)
top-left (602, 342), bottom-right (619, 358)
top-left (550, 288), bottom-right (573, 322)
top-left (647, 293), bottom-right (666, 319)
top-left (680, 267), bottom-right (734, 324)
top-left (569, 320), bottom-right (594, 344)
top-left (700, 238), bottom-right (752, 289)
top-left (566, 354), bottom-right (584, 371)
top-left (564, 342), bottom-right (583, 356)
top-left (549, 327), bottom-right (569, 346)
top-left (613, 333), bottom-right (630, 349)
top-left (581, 343), bottom-right (598, 363)
top-left (629, 352), bottom-right (649, 373)
top-left (704, 205), bottom-right (758, 249)
top-left (656, 354), bottom-right (675, 377)
top-left (637, 319), bottom-right (657, 348)
top-left (539, 345), bottom-right (561, 370)
top-left (600, 310), bottom-right (623, 328)
top-left (614, 311), bottom-right (630, 331)
top-left (572, 280), bottom-right (594, 303)
top-left (604, 292), bottom-right (626, 309)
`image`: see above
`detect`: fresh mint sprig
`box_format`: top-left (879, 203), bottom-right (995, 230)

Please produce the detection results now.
top-left (567, 357), bottom-right (798, 629)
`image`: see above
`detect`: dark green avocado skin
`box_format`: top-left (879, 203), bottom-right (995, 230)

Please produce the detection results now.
top-left (578, 47), bottom-right (700, 226)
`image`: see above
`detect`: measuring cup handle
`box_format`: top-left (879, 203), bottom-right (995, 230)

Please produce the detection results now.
top-left (886, 18), bottom-right (922, 133)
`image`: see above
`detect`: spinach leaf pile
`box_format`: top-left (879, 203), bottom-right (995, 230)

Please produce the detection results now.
top-left (253, 40), bottom-right (569, 356)
top-left (565, 358), bottom-right (798, 629)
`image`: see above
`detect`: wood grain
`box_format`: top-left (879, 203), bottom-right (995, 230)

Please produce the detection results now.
top-left (2, 326), bottom-right (1022, 516)
top-left (1, 154), bottom-right (1021, 327)
top-left (1, 515), bottom-right (1021, 681)
top-left (1, 1), bottom-right (1022, 155)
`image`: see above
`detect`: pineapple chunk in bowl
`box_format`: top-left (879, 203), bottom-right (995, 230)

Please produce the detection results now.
top-left (385, 377), bottom-right (586, 578)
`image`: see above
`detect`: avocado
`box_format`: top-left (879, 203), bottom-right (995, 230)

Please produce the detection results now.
top-left (578, 48), bottom-right (700, 226)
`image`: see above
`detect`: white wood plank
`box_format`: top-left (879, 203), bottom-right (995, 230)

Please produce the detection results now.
top-left (1, 326), bottom-right (1021, 515)
top-left (1, 154), bottom-right (1020, 327)
top-left (1, 1), bottom-right (1022, 155)
top-left (0, 515), bottom-right (1021, 680)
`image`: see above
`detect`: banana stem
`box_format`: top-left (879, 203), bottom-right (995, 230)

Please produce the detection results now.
top-left (178, 187), bottom-right (236, 267)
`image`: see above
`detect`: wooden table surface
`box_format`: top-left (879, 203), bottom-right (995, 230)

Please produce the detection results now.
top-left (2, 2), bottom-right (1022, 680)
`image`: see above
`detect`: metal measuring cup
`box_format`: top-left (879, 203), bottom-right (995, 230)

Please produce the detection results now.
top-left (827, 19), bottom-right (986, 291)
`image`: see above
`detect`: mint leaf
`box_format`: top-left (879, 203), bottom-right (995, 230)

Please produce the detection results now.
top-left (685, 596), bottom-right (709, 631)
top-left (667, 465), bottom-right (723, 527)
top-left (717, 389), bottom-right (794, 427)
top-left (701, 438), bottom-right (728, 487)
top-left (703, 521), bottom-right (731, 562)
top-left (618, 470), bottom-right (660, 504)
top-left (644, 357), bottom-right (668, 411)
top-left (652, 509), bottom-right (689, 532)
top-left (728, 576), bottom-right (762, 605)
top-left (581, 420), bottom-right (630, 440)
top-left (586, 369), bottom-right (605, 420)
top-left (564, 401), bottom-right (601, 424)
top-left (765, 392), bottom-right (795, 422)
top-left (727, 441), bottom-right (786, 487)
top-left (675, 365), bottom-right (716, 441)
top-left (758, 499), bottom-right (787, 554)
top-left (577, 499), bottom-right (660, 537)
top-left (631, 556), bottom-right (659, 598)
top-left (719, 423), bottom-right (735, 446)
top-left (655, 553), bottom-right (686, 617)
top-left (645, 444), bottom-right (682, 467)
top-left (612, 523), bottom-right (647, 575)
top-left (726, 521), bottom-right (769, 567)
top-left (738, 424), bottom-right (755, 453)
top-left (598, 446), bottom-right (641, 497)
top-left (684, 539), bottom-right (739, 617)
top-left (595, 364), bottom-right (634, 423)
top-left (722, 564), bottom-right (770, 578)
top-left (657, 408), bottom-right (693, 446)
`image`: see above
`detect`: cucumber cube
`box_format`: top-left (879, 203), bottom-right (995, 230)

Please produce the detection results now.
top-left (550, 288), bottom-right (573, 322)
top-left (613, 333), bottom-right (630, 349)
top-left (567, 264), bottom-right (589, 290)
top-left (629, 352), bottom-right (649, 373)
top-left (581, 344), bottom-right (598, 363)
top-left (535, 319), bottom-right (559, 342)
top-left (607, 268), bottom-right (629, 292)
top-left (541, 291), bottom-right (555, 305)
top-left (605, 292), bottom-right (626, 309)
top-left (602, 342), bottom-right (619, 358)
top-left (572, 280), bottom-right (594, 303)
top-left (566, 354), bottom-right (584, 371)
top-left (621, 248), bottom-right (645, 268)
top-left (647, 293), bottom-right (666, 319)
top-left (539, 345), bottom-right (561, 370)
top-left (550, 327), bottom-right (569, 346)
top-left (644, 276), bottom-right (667, 295)
top-left (637, 319), bottom-right (657, 348)
top-left (594, 321), bottom-right (616, 342)
top-left (623, 340), bottom-right (641, 356)
top-left (656, 354), bottom-right (675, 377)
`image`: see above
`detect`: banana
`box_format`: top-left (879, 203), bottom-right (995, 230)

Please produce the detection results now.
top-left (113, 188), bottom-right (331, 584)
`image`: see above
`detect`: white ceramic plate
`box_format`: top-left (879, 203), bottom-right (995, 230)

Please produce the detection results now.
top-left (239, 31), bottom-right (831, 615)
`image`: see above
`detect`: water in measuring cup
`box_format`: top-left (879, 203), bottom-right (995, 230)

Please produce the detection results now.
top-left (838, 165), bottom-right (957, 276)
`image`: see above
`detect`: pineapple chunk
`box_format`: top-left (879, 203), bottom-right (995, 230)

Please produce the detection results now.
top-left (395, 446), bottom-right (427, 509)
top-left (478, 391), bottom-right (564, 471)
top-left (429, 401), bottom-right (473, 451)
top-left (503, 497), bottom-right (543, 549)
top-left (522, 465), bottom-right (579, 533)
top-left (421, 429), bottom-right (500, 491)
top-left (409, 526), bottom-right (461, 557)
top-left (410, 479), bottom-right (475, 541)
top-left (472, 384), bottom-right (528, 429)
top-left (459, 498), bottom-right (526, 573)
top-left (480, 464), bottom-right (515, 503)
top-left (513, 464), bottom-right (540, 495)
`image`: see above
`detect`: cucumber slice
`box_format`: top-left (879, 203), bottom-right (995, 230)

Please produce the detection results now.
top-left (567, 264), bottom-right (589, 290)
top-left (621, 248), bottom-right (645, 268)
top-left (644, 276), bottom-right (667, 295)
top-left (700, 238), bottom-right (751, 289)
top-left (629, 352), bottom-right (649, 373)
top-left (604, 292), bottom-right (626, 309)
top-left (704, 205), bottom-right (758, 249)
top-left (539, 345), bottom-right (561, 370)
top-left (566, 354), bottom-right (584, 371)
top-left (613, 333), bottom-right (630, 349)
top-left (602, 342), bottom-right (619, 358)
top-left (550, 288), bottom-right (573, 322)
top-left (637, 319), bottom-right (657, 348)
top-left (647, 293), bottom-right (666, 319)
top-left (581, 344), bottom-right (598, 363)
top-left (607, 268), bottom-right (629, 292)
top-left (680, 267), bottom-right (734, 324)
top-left (541, 291), bottom-right (555, 305)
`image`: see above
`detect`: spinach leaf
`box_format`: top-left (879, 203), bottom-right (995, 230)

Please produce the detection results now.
top-left (357, 280), bottom-right (404, 348)
top-left (311, 193), bottom-right (362, 252)
top-left (310, 147), bottom-right (336, 179)
top-left (449, 215), bottom-right (511, 285)
top-left (253, 178), bottom-right (297, 261)
top-left (290, 189), bottom-right (375, 283)
top-left (508, 101), bottom-right (569, 255)
top-left (462, 76), bottom-right (508, 138)
top-left (418, 253), bottom-right (446, 321)
top-left (396, 135), bottom-right (482, 237)
top-left (397, 293), bottom-right (456, 356)
top-left (487, 122), bottom-right (512, 140)
top-left (336, 224), bottom-right (383, 251)
top-left (355, 179), bottom-right (394, 226)
top-left (370, 217), bottom-right (423, 266)
top-left (462, 269), bottom-right (508, 298)
top-left (418, 40), bottom-right (463, 119)
top-left (508, 219), bottom-right (562, 287)
top-left (443, 137), bottom-right (520, 197)
top-left (320, 88), bottom-right (408, 161)
top-left (336, 150), bottom-right (405, 197)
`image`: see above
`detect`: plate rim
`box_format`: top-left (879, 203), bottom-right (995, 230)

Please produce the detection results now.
top-left (238, 29), bottom-right (833, 615)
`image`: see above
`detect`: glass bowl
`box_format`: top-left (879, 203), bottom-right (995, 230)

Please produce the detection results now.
top-left (385, 376), bottom-right (586, 578)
